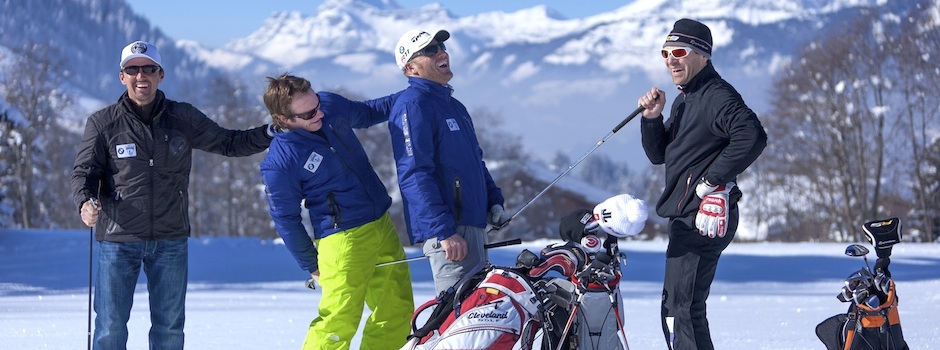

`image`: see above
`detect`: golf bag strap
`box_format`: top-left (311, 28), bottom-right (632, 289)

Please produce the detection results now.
top-left (842, 309), bottom-right (858, 350)
top-left (411, 297), bottom-right (455, 340)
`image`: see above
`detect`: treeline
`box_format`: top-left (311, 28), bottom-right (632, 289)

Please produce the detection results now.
top-left (2, 5), bottom-right (939, 243)
top-left (746, 4), bottom-right (940, 242)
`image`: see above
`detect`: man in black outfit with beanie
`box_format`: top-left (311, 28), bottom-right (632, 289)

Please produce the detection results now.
top-left (636, 18), bottom-right (768, 350)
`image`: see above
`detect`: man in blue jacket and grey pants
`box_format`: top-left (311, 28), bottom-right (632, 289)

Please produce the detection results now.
top-left (390, 29), bottom-right (510, 294)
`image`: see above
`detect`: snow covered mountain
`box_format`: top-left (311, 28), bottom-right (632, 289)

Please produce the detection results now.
top-left (177, 0), bottom-right (918, 164)
top-left (0, 0), bottom-right (926, 165)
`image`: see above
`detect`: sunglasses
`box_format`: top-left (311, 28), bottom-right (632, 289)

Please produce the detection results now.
top-left (661, 48), bottom-right (691, 59)
top-left (292, 95), bottom-right (321, 120)
top-left (410, 42), bottom-right (446, 61)
top-left (122, 65), bottom-right (161, 75)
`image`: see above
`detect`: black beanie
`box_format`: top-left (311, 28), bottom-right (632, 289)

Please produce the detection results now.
top-left (664, 18), bottom-right (713, 57)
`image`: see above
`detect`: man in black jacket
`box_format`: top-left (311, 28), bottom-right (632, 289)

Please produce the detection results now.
top-left (637, 19), bottom-right (767, 350)
top-left (70, 40), bottom-right (273, 350)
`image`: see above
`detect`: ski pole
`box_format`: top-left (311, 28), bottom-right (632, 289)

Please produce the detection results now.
top-left (374, 238), bottom-right (522, 267)
top-left (489, 105), bottom-right (646, 233)
top-left (87, 198), bottom-right (98, 350)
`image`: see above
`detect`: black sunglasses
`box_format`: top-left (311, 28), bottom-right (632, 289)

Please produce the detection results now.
top-left (293, 95), bottom-right (321, 120)
top-left (122, 65), bottom-right (161, 75)
top-left (410, 42), bottom-right (446, 61)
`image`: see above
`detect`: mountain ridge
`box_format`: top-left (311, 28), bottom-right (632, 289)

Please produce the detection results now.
top-left (0, 0), bottom-right (920, 164)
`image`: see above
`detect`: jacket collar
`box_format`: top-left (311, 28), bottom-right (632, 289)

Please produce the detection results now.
top-left (120, 90), bottom-right (166, 122)
top-left (407, 76), bottom-right (454, 98)
top-left (278, 125), bottom-right (328, 142)
top-left (678, 62), bottom-right (718, 94)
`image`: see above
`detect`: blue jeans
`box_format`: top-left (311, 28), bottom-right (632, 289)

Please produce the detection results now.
top-left (94, 237), bottom-right (188, 350)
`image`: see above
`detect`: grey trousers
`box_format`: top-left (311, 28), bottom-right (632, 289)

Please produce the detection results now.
top-left (422, 225), bottom-right (487, 295)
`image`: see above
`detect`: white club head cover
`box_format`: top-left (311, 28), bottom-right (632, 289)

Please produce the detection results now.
top-left (593, 194), bottom-right (648, 237)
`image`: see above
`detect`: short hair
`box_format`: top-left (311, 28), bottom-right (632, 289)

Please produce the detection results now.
top-left (263, 73), bottom-right (312, 130)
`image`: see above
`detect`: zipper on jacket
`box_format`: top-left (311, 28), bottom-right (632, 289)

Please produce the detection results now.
top-left (149, 157), bottom-right (155, 240)
top-left (179, 190), bottom-right (190, 231)
top-left (679, 173), bottom-right (693, 212)
top-left (453, 178), bottom-right (463, 224)
top-left (329, 139), bottom-right (380, 218)
top-left (327, 191), bottom-right (341, 228)
top-left (327, 125), bottom-right (349, 150)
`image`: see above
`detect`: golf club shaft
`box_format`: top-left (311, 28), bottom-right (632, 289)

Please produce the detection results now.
top-left (491, 105), bottom-right (646, 232)
top-left (374, 238), bottom-right (522, 267)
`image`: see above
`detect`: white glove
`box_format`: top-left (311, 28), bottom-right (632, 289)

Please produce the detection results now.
top-left (695, 182), bottom-right (735, 238)
top-left (487, 204), bottom-right (510, 226)
top-left (265, 123), bottom-right (277, 137)
top-left (695, 178), bottom-right (719, 198)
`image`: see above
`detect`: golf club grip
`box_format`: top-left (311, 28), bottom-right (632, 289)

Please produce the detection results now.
top-left (612, 105), bottom-right (645, 133)
top-left (485, 238), bottom-right (521, 249)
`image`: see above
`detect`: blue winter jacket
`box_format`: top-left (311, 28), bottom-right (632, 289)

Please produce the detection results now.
top-left (389, 77), bottom-right (504, 245)
top-left (261, 92), bottom-right (396, 273)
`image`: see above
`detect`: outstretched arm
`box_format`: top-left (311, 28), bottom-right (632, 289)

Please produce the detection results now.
top-left (319, 91), bottom-right (402, 129)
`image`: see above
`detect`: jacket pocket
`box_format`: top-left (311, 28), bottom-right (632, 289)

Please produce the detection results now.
top-left (453, 178), bottom-right (463, 224)
top-left (178, 190), bottom-right (190, 231)
top-left (678, 172), bottom-right (694, 212)
top-left (106, 192), bottom-right (122, 234)
top-left (327, 191), bottom-right (341, 228)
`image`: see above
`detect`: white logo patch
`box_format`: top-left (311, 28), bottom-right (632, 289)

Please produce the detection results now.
top-left (304, 151), bottom-right (323, 174)
top-left (446, 118), bottom-right (460, 131)
top-left (116, 143), bottom-right (137, 158)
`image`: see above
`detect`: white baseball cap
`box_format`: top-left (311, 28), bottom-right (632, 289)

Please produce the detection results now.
top-left (593, 194), bottom-right (648, 238)
top-left (120, 40), bottom-right (162, 68)
top-left (394, 29), bottom-right (449, 70)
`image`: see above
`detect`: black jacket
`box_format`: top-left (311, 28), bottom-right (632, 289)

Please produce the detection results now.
top-left (71, 91), bottom-right (272, 241)
top-left (641, 63), bottom-right (767, 218)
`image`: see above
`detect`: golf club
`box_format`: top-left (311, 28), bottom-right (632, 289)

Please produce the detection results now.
top-left (373, 238), bottom-right (523, 267)
top-left (489, 105), bottom-right (647, 233)
top-left (844, 243), bottom-right (872, 272)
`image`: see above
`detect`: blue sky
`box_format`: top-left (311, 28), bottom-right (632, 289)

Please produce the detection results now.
top-left (125, 0), bottom-right (627, 48)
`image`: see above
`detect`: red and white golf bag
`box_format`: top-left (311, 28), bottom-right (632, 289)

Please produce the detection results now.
top-left (400, 263), bottom-right (543, 350)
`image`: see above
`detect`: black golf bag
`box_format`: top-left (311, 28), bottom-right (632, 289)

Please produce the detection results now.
top-left (816, 218), bottom-right (909, 350)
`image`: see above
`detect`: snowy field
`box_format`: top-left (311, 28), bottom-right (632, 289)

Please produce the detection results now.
top-left (1, 229), bottom-right (939, 349)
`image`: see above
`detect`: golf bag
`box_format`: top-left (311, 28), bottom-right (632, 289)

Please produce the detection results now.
top-left (399, 262), bottom-right (543, 350)
top-left (530, 202), bottom-right (643, 350)
top-left (816, 218), bottom-right (909, 350)
top-left (533, 235), bottom-right (629, 350)
top-left (400, 194), bottom-right (646, 350)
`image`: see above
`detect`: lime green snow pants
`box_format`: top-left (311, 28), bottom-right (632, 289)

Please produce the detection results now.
top-left (303, 212), bottom-right (414, 350)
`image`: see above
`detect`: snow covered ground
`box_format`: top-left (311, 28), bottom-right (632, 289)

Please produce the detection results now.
top-left (1, 229), bottom-right (938, 349)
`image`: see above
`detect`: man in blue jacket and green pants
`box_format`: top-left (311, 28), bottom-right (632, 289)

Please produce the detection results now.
top-left (260, 74), bottom-right (412, 350)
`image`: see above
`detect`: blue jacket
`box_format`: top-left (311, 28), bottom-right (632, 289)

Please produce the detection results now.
top-left (389, 77), bottom-right (504, 245)
top-left (261, 92), bottom-right (396, 273)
